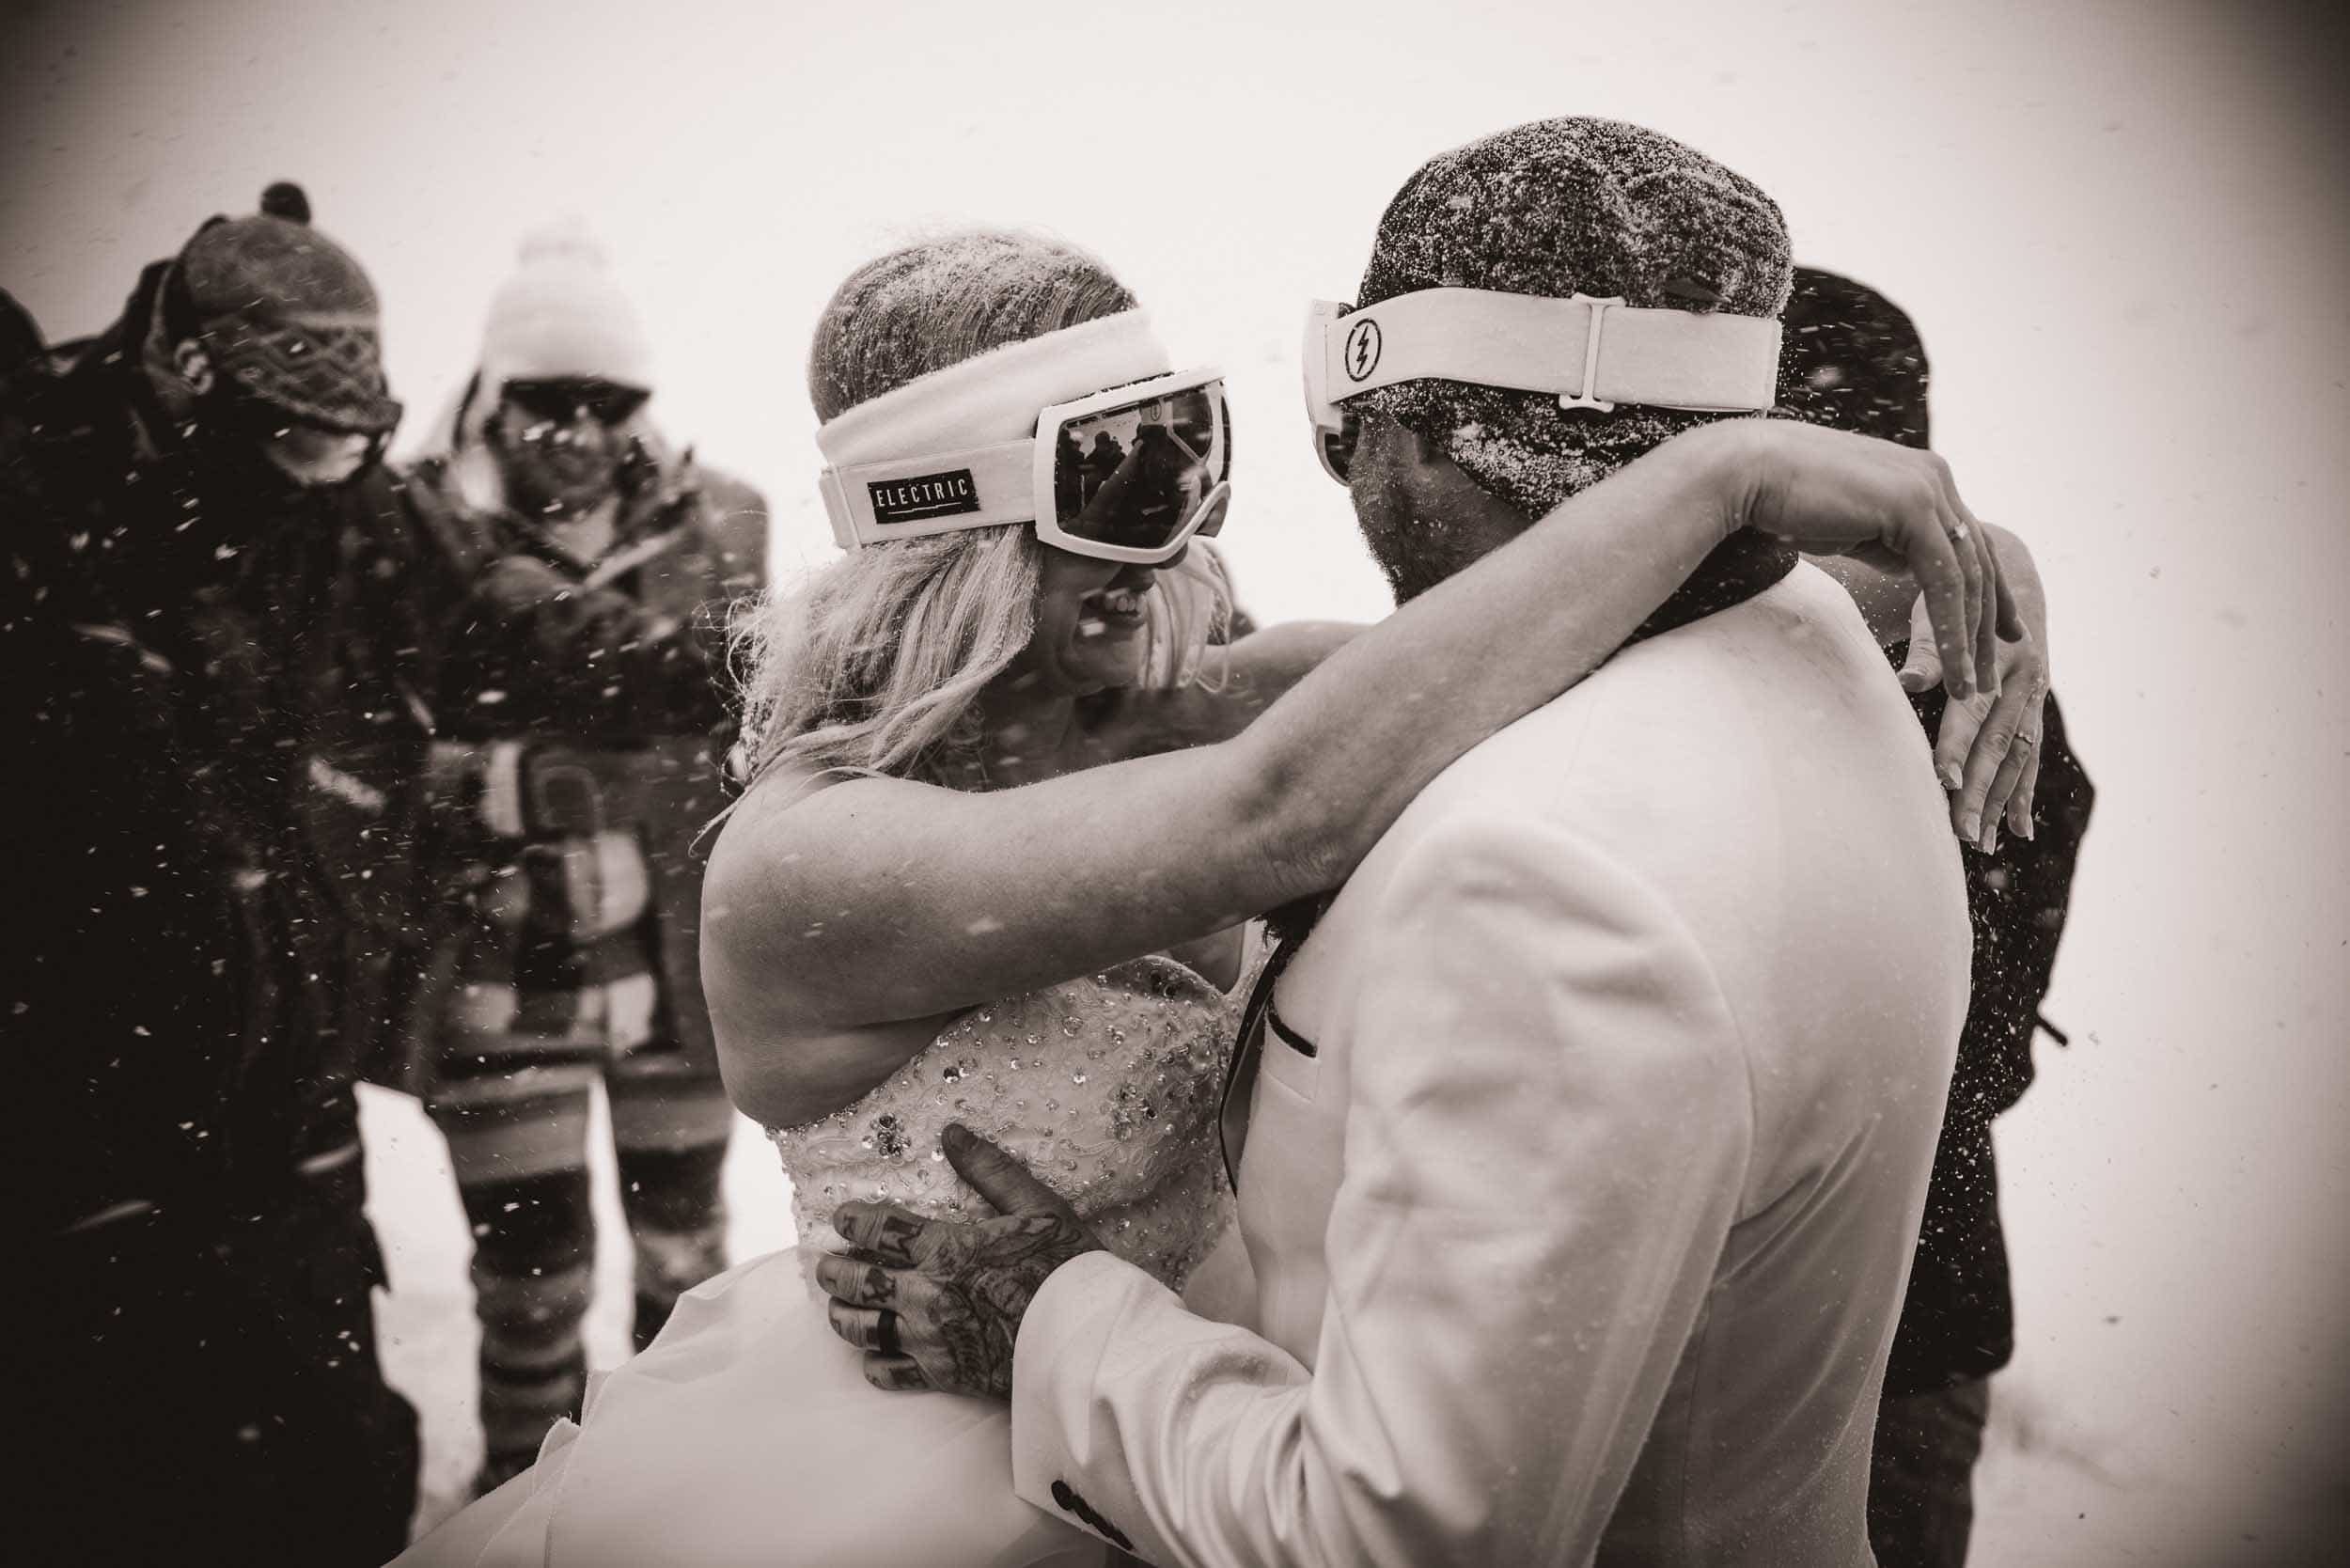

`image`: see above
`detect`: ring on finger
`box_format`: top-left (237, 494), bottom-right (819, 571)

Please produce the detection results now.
top-left (875, 1308), bottom-right (901, 1358)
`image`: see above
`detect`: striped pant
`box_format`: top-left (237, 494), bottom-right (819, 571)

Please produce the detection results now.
top-left (425, 826), bottom-right (734, 1490)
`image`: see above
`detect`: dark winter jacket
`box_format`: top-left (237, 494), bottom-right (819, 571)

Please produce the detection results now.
top-left (372, 450), bottom-right (762, 1094)
top-left (3, 263), bottom-right (724, 1233)
top-left (1883, 676), bottom-right (2096, 1395)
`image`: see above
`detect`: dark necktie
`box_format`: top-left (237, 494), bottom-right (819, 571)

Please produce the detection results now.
top-left (1217, 934), bottom-right (1305, 1188)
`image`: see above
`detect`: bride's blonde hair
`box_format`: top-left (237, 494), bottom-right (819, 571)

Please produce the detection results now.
top-left (731, 231), bottom-right (1227, 787)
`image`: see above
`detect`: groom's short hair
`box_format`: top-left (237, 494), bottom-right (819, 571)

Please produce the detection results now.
top-left (1349, 118), bottom-right (1793, 522)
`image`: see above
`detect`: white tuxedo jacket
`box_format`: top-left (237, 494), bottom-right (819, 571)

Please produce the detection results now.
top-left (1011, 564), bottom-right (1970, 1566)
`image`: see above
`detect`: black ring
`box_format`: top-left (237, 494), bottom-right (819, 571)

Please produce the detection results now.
top-left (875, 1309), bottom-right (901, 1358)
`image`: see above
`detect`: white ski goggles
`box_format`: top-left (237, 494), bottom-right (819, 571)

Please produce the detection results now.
top-left (821, 367), bottom-right (1232, 565)
top-left (1302, 288), bottom-right (1784, 482)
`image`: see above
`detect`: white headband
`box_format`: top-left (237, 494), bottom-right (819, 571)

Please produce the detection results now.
top-left (815, 309), bottom-right (1173, 469)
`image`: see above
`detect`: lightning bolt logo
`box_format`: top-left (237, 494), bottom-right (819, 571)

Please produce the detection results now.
top-left (1343, 319), bottom-right (1382, 383)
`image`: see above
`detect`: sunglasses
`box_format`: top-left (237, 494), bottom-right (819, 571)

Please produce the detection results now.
top-left (502, 378), bottom-right (651, 430)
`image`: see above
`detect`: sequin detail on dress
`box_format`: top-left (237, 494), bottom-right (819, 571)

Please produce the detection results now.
top-left (767, 956), bottom-right (1241, 1292)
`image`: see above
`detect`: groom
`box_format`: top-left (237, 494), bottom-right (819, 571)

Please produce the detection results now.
top-left (823, 118), bottom-right (1972, 1564)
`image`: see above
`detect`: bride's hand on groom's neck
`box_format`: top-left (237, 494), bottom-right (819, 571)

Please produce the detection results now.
top-left (1901, 524), bottom-right (2052, 851)
top-left (1689, 419), bottom-right (2015, 700)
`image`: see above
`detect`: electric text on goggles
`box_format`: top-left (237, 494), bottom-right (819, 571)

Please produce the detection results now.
top-left (1301, 288), bottom-right (1784, 481)
top-left (822, 367), bottom-right (1233, 565)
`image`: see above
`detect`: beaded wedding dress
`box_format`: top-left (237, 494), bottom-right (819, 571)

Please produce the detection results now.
top-left (402, 957), bottom-right (1246, 1568)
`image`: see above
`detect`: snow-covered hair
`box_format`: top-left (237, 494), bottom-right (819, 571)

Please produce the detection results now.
top-left (730, 230), bottom-right (1226, 789)
top-left (1352, 118), bottom-right (1793, 522)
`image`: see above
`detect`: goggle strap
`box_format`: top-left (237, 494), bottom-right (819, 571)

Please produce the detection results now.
top-left (816, 311), bottom-right (1172, 469)
top-left (1317, 288), bottom-right (1783, 414)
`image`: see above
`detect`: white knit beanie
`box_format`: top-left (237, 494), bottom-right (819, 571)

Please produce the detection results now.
top-left (478, 217), bottom-right (654, 388)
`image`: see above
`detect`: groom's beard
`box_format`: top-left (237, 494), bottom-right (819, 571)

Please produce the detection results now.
top-left (1365, 508), bottom-right (1516, 607)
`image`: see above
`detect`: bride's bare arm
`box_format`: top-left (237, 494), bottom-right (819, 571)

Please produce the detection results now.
top-left (706, 420), bottom-right (1999, 1122)
top-left (1093, 619), bottom-right (1367, 758)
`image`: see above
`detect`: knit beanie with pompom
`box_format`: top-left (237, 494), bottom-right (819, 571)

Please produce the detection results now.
top-left (169, 180), bottom-right (402, 434)
top-left (478, 218), bottom-right (653, 390)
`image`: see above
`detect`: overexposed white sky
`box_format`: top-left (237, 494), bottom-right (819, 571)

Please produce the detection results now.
top-left (7, 1), bottom-right (2345, 1560)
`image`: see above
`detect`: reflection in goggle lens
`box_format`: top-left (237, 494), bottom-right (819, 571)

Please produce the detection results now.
top-left (1052, 384), bottom-right (1230, 551)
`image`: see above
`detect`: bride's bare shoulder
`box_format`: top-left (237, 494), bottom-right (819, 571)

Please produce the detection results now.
top-left (702, 766), bottom-right (959, 1126)
top-left (706, 764), bottom-right (889, 888)
top-left (701, 766), bottom-right (869, 975)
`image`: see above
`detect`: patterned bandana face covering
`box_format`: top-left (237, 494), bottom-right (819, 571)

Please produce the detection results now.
top-left (198, 312), bottom-right (400, 436)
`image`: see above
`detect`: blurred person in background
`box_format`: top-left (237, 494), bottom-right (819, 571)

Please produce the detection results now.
top-left (6, 184), bottom-right (752, 1562)
top-left (8, 181), bottom-right (433, 1566)
top-left (1780, 264), bottom-right (2096, 1568)
top-left (1, 285), bottom-right (42, 368)
top-left (382, 222), bottom-right (765, 1493)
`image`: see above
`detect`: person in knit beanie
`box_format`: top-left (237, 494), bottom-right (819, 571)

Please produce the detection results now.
top-left (9, 184), bottom-right (763, 1560)
top-left (8, 182), bottom-right (428, 1567)
top-left (154, 179), bottom-right (403, 489)
top-left (446, 217), bottom-right (658, 528)
top-left (395, 221), bottom-right (764, 1494)
top-left (1782, 263), bottom-right (2093, 1568)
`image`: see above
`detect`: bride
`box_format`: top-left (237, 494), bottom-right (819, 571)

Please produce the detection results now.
top-left (400, 229), bottom-right (2012, 1566)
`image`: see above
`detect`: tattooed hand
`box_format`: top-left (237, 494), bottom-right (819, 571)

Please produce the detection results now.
top-left (816, 1123), bottom-right (1104, 1401)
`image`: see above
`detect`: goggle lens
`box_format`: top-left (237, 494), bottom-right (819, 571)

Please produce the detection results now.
top-left (1051, 384), bottom-right (1230, 554)
top-left (1317, 410), bottom-right (1360, 484)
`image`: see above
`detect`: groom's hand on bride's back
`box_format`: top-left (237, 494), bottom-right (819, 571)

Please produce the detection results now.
top-left (817, 1124), bottom-right (1103, 1401)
